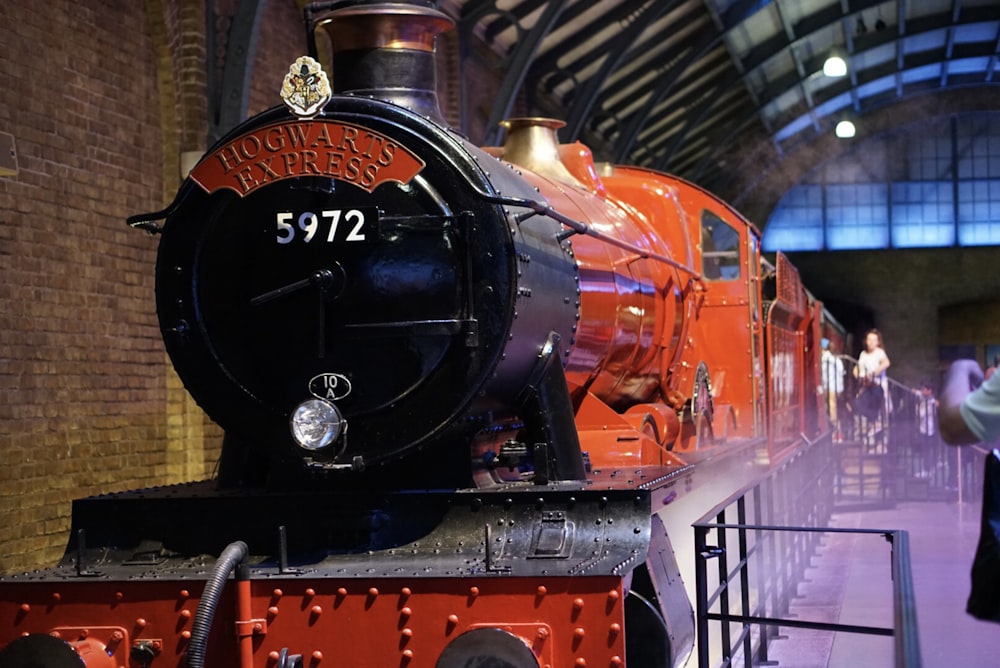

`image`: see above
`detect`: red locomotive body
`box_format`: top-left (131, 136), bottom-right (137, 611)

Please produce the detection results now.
top-left (0, 3), bottom-right (839, 667)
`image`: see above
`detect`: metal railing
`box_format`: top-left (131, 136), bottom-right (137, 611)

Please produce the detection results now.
top-left (821, 357), bottom-right (983, 504)
top-left (692, 435), bottom-right (922, 667)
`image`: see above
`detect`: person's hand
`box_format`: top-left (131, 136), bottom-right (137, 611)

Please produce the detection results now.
top-left (950, 359), bottom-right (985, 391)
top-left (940, 359), bottom-right (987, 445)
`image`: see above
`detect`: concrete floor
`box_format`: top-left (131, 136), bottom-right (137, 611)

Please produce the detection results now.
top-left (763, 498), bottom-right (1000, 667)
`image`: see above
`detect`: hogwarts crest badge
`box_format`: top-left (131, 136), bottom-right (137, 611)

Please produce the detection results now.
top-left (280, 56), bottom-right (332, 118)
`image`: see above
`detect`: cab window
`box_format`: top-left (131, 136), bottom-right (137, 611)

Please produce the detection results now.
top-left (701, 210), bottom-right (741, 280)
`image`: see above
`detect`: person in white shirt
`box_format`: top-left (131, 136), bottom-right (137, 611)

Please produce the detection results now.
top-left (854, 328), bottom-right (891, 388)
top-left (820, 338), bottom-right (845, 435)
top-left (851, 329), bottom-right (892, 439)
top-left (913, 378), bottom-right (938, 476)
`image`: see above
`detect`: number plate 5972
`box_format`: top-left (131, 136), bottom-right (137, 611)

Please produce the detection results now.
top-left (275, 208), bottom-right (378, 244)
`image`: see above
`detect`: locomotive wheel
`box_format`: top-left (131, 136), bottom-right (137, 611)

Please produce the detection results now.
top-left (276, 648), bottom-right (304, 668)
top-left (0, 634), bottom-right (85, 667)
top-left (625, 590), bottom-right (672, 666)
top-left (624, 411), bottom-right (660, 442)
top-left (692, 362), bottom-right (715, 449)
top-left (625, 403), bottom-right (681, 452)
top-left (695, 412), bottom-right (715, 449)
top-left (436, 627), bottom-right (539, 667)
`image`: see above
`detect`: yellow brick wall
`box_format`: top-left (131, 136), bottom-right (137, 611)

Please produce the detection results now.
top-left (0, 0), bottom-right (171, 572)
top-left (0, 0), bottom-right (316, 574)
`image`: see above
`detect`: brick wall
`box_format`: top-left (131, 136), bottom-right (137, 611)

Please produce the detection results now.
top-left (0, 0), bottom-right (312, 573)
top-left (0, 0), bottom-right (168, 571)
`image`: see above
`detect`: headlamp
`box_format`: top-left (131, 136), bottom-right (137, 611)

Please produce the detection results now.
top-left (290, 399), bottom-right (345, 451)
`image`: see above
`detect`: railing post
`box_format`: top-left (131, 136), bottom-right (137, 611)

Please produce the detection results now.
top-left (716, 509), bottom-right (732, 663)
top-left (695, 524), bottom-right (710, 668)
top-left (737, 495), bottom-right (752, 666)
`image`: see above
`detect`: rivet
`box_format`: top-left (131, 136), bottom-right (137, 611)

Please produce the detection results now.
top-left (400, 607), bottom-right (412, 619)
top-left (179, 589), bottom-right (190, 599)
top-left (312, 650), bottom-right (323, 661)
top-left (305, 588), bottom-right (316, 598)
top-left (609, 623), bottom-right (622, 636)
top-left (574, 627), bottom-right (585, 639)
top-left (51, 593), bottom-right (61, 602)
top-left (268, 606), bottom-right (279, 617)
top-left (180, 609), bottom-right (192, 619)
top-left (575, 658), bottom-right (587, 666)
top-left (468, 586), bottom-right (479, 598)
top-left (181, 630), bottom-right (191, 640)
top-left (272, 588), bottom-right (284, 598)
top-left (536, 585), bottom-right (547, 597)
top-left (311, 605), bottom-right (323, 616)
top-left (337, 587), bottom-right (348, 597)
top-left (401, 627), bottom-right (413, 637)
top-left (135, 618), bottom-right (147, 628)
top-left (573, 598), bottom-right (585, 611)
top-left (18, 604), bottom-right (29, 613)
top-left (369, 587), bottom-right (379, 597)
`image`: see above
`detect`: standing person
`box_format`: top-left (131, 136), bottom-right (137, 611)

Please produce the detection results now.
top-left (854, 328), bottom-right (891, 388)
top-left (852, 329), bottom-right (891, 444)
top-left (820, 338), bottom-right (845, 438)
top-left (939, 359), bottom-right (1000, 625)
top-left (913, 378), bottom-right (938, 477)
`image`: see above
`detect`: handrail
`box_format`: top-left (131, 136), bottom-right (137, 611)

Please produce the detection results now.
top-left (837, 353), bottom-right (917, 395)
top-left (691, 435), bottom-right (921, 667)
top-left (695, 525), bottom-right (921, 665)
top-left (891, 530), bottom-right (922, 667)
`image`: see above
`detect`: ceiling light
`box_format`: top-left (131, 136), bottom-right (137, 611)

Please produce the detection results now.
top-left (823, 55), bottom-right (847, 77)
top-left (835, 120), bottom-right (856, 138)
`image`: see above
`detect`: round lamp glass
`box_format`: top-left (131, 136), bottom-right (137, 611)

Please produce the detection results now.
top-left (291, 399), bottom-right (344, 450)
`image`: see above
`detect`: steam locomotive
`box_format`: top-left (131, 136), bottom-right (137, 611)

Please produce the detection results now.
top-left (0, 2), bottom-right (840, 667)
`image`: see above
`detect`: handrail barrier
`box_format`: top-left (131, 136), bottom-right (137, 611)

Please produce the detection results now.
top-left (692, 437), bottom-right (922, 667)
top-left (824, 356), bottom-right (980, 505)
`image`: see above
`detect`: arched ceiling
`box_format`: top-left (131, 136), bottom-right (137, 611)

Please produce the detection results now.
top-left (443, 0), bottom-right (1000, 220)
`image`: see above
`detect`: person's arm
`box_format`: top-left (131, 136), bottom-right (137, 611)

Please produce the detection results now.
top-left (875, 350), bottom-right (890, 375)
top-left (940, 359), bottom-right (986, 445)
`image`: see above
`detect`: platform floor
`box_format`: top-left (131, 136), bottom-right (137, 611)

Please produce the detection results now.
top-left (762, 496), bottom-right (1000, 667)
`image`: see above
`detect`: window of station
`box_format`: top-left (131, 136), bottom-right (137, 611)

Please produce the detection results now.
top-left (762, 111), bottom-right (1000, 251)
top-left (702, 211), bottom-right (741, 280)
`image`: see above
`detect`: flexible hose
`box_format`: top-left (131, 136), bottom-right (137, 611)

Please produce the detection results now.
top-left (186, 541), bottom-right (249, 668)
